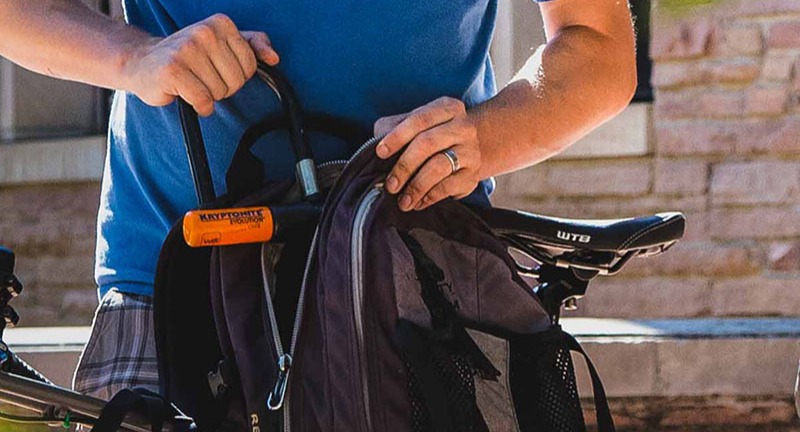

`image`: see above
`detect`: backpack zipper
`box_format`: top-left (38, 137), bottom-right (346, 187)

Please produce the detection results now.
top-left (351, 184), bottom-right (383, 432)
top-left (262, 227), bottom-right (320, 432)
top-left (316, 135), bottom-right (383, 171)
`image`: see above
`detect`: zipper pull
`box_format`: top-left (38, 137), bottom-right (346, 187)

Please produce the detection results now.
top-left (267, 354), bottom-right (293, 411)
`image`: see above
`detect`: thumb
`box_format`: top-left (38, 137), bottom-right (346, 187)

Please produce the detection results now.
top-left (242, 31), bottom-right (280, 65)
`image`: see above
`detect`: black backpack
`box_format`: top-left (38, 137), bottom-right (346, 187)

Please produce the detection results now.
top-left (153, 64), bottom-right (685, 432)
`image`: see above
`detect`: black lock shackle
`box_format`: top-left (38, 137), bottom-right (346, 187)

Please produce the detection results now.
top-left (177, 62), bottom-right (319, 207)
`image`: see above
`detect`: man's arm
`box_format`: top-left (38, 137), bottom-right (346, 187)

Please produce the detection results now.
top-left (472, 0), bottom-right (637, 177)
top-left (375, 0), bottom-right (637, 211)
top-left (0, 1), bottom-right (278, 116)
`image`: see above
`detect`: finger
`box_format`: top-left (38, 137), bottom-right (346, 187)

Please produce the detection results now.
top-left (226, 32), bottom-right (258, 79)
top-left (182, 16), bottom-right (241, 99)
top-left (167, 66), bottom-right (215, 116)
top-left (243, 31), bottom-right (280, 65)
top-left (186, 51), bottom-right (229, 101)
top-left (385, 123), bottom-right (462, 194)
top-left (373, 113), bottom-right (408, 137)
top-left (376, 96), bottom-right (465, 159)
top-left (205, 15), bottom-right (247, 98)
top-left (416, 171), bottom-right (475, 211)
top-left (207, 42), bottom-right (247, 98)
top-left (398, 150), bottom-right (457, 212)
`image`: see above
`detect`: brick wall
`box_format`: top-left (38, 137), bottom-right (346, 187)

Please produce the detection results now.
top-left (0, 182), bottom-right (100, 326)
top-left (493, 0), bottom-right (800, 320)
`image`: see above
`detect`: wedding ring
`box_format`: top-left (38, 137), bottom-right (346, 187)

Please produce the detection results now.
top-left (442, 148), bottom-right (460, 174)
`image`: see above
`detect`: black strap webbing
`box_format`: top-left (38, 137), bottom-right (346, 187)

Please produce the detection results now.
top-left (90, 388), bottom-right (170, 432)
top-left (564, 333), bottom-right (616, 432)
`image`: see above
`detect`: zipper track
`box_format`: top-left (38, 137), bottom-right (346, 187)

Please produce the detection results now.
top-left (284, 228), bottom-right (320, 432)
top-left (316, 135), bottom-right (383, 170)
top-left (261, 244), bottom-right (285, 358)
top-left (351, 185), bottom-right (382, 432)
top-left (261, 227), bottom-right (319, 432)
top-left (288, 228), bottom-right (319, 368)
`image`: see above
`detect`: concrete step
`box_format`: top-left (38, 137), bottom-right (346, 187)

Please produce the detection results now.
top-left (562, 317), bottom-right (800, 431)
top-left (2, 318), bottom-right (799, 430)
top-left (563, 317), bottom-right (800, 398)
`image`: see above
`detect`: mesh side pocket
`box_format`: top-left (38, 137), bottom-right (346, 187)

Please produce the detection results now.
top-left (510, 329), bottom-right (586, 432)
top-left (400, 328), bottom-right (489, 432)
top-left (430, 343), bottom-right (486, 432)
top-left (405, 356), bottom-right (432, 432)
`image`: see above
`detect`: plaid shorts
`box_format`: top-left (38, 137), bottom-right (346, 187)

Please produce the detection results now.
top-left (72, 288), bottom-right (160, 400)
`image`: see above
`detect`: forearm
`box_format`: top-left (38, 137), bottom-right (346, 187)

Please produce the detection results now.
top-left (0, 0), bottom-right (154, 91)
top-left (472, 24), bottom-right (637, 179)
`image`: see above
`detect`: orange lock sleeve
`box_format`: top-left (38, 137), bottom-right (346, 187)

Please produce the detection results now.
top-left (183, 206), bottom-right (274, 247)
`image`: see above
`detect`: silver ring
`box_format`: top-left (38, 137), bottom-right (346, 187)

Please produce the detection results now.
top-left (442, 148), bottom-right (460, 174)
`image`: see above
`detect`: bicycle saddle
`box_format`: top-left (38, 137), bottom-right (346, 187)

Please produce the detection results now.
top-left (475, 207), bottom-right (685, 254)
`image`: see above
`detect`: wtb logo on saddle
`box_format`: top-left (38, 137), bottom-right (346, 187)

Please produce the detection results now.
top-left (557, 230), bottom-right (592, 244)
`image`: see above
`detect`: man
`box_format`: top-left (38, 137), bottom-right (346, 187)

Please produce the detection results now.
top-left (0, 0), bottom-right (636, 399)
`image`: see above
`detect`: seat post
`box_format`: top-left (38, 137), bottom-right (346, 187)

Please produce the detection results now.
top-left (535, 265), bottom-right (589, 325)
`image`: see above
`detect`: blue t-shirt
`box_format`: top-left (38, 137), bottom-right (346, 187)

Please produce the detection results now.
top-left (97, 0), bottom-right (507, 297)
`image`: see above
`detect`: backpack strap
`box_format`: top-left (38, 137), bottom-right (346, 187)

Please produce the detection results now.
top-left (509, 326), bottom-right (616, 432)
top-left (90, 387), bottom-right (180, 432)
top-left (563, 332), bottom-right (616, 432)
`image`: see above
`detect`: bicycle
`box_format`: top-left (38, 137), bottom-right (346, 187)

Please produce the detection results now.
top-left (0, 200), bottom-right (684, 431)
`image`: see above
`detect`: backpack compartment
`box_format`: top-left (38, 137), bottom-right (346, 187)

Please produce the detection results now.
top-left (364, 196), bottom-right (556, 432)
top-left (357, 178), bottom-right (607, 432)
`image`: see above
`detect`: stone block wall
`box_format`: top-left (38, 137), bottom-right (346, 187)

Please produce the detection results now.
top-left (493, 0), bottom-right (800, 320)
top-left (0, 183), bottom-right (100, 326)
